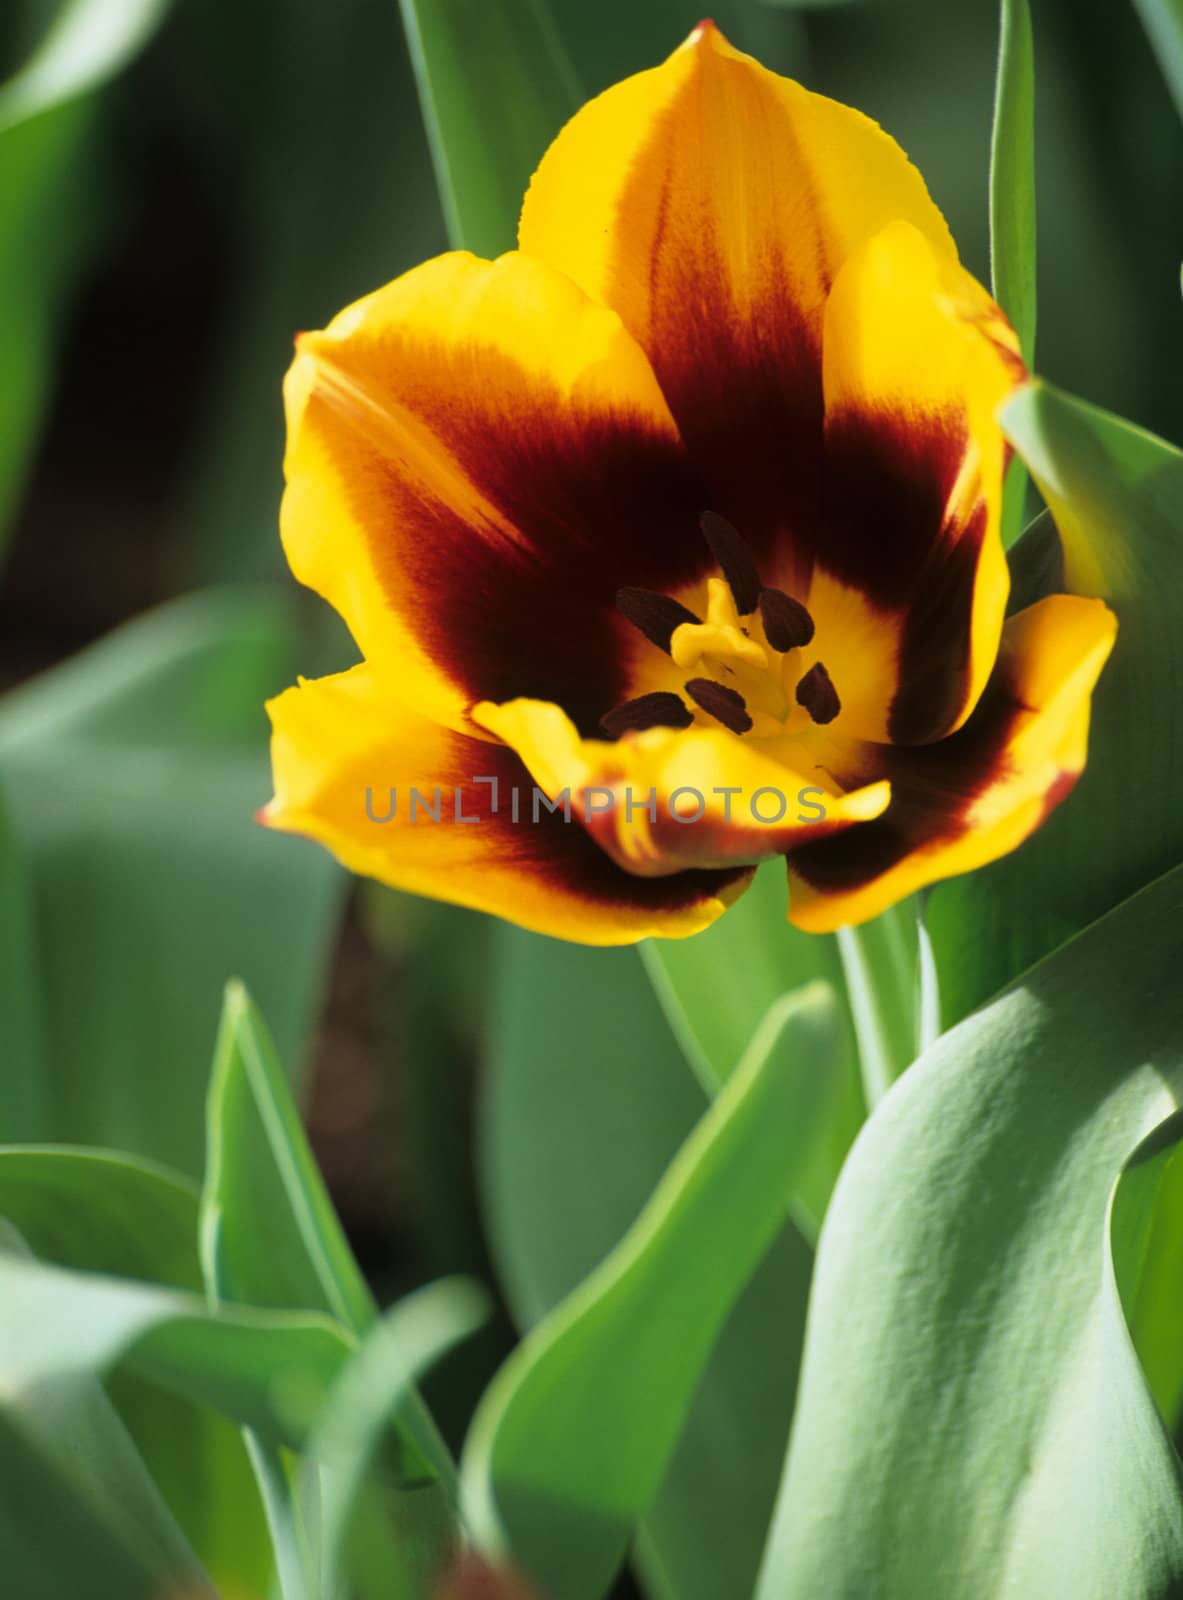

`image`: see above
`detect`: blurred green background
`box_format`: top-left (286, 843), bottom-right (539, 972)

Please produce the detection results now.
top-left (0, 0), bottom-right (1179, 1543)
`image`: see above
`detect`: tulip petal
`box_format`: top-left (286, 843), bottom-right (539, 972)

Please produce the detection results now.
top-left (262, 665), bottom-right (746, 944)
top-left (519, 22), bottom-right (956, 570)
top-left (474, 697), bottom-right (890, 879)
top-left (785, 595), bottom-right (1117, 931)
top-left (809, 221), bottom-right (1023, 745)
top-left (282, 250), bottom-right (712, 735)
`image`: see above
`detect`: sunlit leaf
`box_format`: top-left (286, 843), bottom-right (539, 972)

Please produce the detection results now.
top-left (1111, 1107), bottom-right (1183, 1434)
top-left (467, 981), bottom-right (836, 1600)
top-left (758, 861), bottom-right (1183, 1599)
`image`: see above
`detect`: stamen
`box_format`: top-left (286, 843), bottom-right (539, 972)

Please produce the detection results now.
top-left (759, 587), bottom-right (815, 651)
top-left (685, 677), bottom-right (753, 734)
top-left (796, 662), bottom-right (841, 725)
top-left (616, 587), bottom-right (701, 653)
top-left (699, 511), bottom-right (761, 615)
top-left (600, 691), bottom-right (694, 739)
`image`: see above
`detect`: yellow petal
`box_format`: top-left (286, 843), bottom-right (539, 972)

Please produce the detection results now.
top-left (519, 22), bottom-right (956, 573)
top-left (786, 595), bottom-right (1117, 931)
top-left (807, 220), bottom-right (1023, 745)
top-left (263, 664), bottom-right (747, 944)
top-left (282, 249), bottom-right (709, 736)
top-left (474, 697), bottom-right (890, 878)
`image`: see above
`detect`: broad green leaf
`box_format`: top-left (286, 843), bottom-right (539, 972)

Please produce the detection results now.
top-left (468, 980), bottom-right (836, 1600)
top-left (757, 861), bottom-right (1183, 1600)
top-left (481, 930), bottom-right (812, 1600)
top-left (989, 0), bottom-right (1036, 550)
top-left (1133, 0), bottom-right (1183, 122)
top-left (0, 1146), bottom-right (271, 1594)
top-left (3, 1249), bottom-right (355, 1447)
top-left (643, 863), bottom-right (863, 1233)
top-left (200, 981), bottom-right (455, 1495)
top-left (0, 590), bottom-right (345, 1173)
top-left (397, 0), bottom-right (580, 256)
top-left (306, 1280), bottom-right (488, 1600)
top-left (1111, 1108), bottom-right (1183, 1433)
top-left (928, 383), bottom-right (1183, 1022)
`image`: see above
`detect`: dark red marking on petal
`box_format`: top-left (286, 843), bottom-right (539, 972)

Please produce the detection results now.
top-left (700, 510), bottom-right (762, 614)
top-left (600, 691), bottom-right (694, 738)
top-left (442, 733), bottom-right (749, 914)
top-left (787, 656), bottom-right (1026, 895)
top-left (796, 662), bottom-right (841, 724)
top-left (321, 349), bottom-right (717, 735)
top-left (622, 148), bottom-right (826, 585)
top-left (759, 586), bottom-right (815, 651)
top-left (616, 587), bottom-right (701, 653)
top-left (685, 677), bottom-right (753, 733)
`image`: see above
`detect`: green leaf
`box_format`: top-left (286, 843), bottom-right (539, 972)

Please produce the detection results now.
top-left (757, 861), bottom-right (1183, 1600)
top-left (1111, 1108), bottom-right (1183, 1433)
top-left (306, 1280), bottom-right (488, 1600)
top-left (200, 981), bottom-right (455, 1496)
top-left (1133, 0), bottom-right (1183, 122)
top-left (0, 591), bottom-right (345, 1173)
top-left (0, 1145), bottom-right (273, 1595)
top-left (3, 1247), bottom-right (355, 1447)
top-left (467, 980), bottom-right (837, 1600)
top-left (0, 0), bottom-right (176, 547)
top-left (928, 382), bottom-right (1183, 1022)
top-left (0, 1405), bottom-right (198, 1600)
top-left (397, 0), bottom-right (580, 256)
top-left (0, 789), bottom-right (48, 1138)
top-left (481, 930), bottom-right (812, 1600)
top-left (989, 0), bottom-right (1036, 549)
top-left (643, 864), bottom-right (863, 1234)
top-left (0, 1145), bottom-right (202, 1286)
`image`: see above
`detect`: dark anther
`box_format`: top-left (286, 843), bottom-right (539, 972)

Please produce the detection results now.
top-left (759, 587), bottom-right (815, 652)
top-left (795, 662), bottom-right (841, 725)
top-left (600, 691), bottom-right (694, 739)
top-left (684, 677), bottom-right (753, 734)
top-left (616, 587), bottom-right (701, 653)
top-left (699, 511), bottom-right (762, 615)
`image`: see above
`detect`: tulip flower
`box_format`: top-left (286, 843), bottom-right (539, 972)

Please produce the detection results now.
top-left (263, 22), bottom-right (1115, 942)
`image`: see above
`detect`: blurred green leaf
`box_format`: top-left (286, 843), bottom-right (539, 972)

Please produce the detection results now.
top-left (1133, 0), bottom-right (1183, 122)
top-left (0, 1406), bottom-right (199, 1600)
top-left (482, 930), bottom-right (812, 1600)
top-left (758, 861), bottom-right (1183, 1600)
top-left (0, 0), bottom-right (176, 548)
top-left (1112, 1108), bottom-right (1183, 1433)
top-left (306, 1280), bottom-right (488, 1600)
top-left (990, 0), bottom-right (1036, 549)
top-left (835, 899), bottom-right (922, 1107)
top-left (398, 0), bottom-right (580, 257)
top-left (0, 1222), bottom-right (212, 1596)
top-left (928, 382), bottom-right (1183, 1022)
top-left (0, 590), bottom-right (345, 1174)
top-left (0, 789), bottom-right (47, 1137)
top-left (474, 959), bottom-right (832, 1600)
top-left (3, 1247), bottom-right (355, 1447)
top-left (0, 1146), bottom-right (271, 1594)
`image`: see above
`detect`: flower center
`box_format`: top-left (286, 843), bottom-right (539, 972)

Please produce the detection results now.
top-left (602, 513), bottom-right (841, 740)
